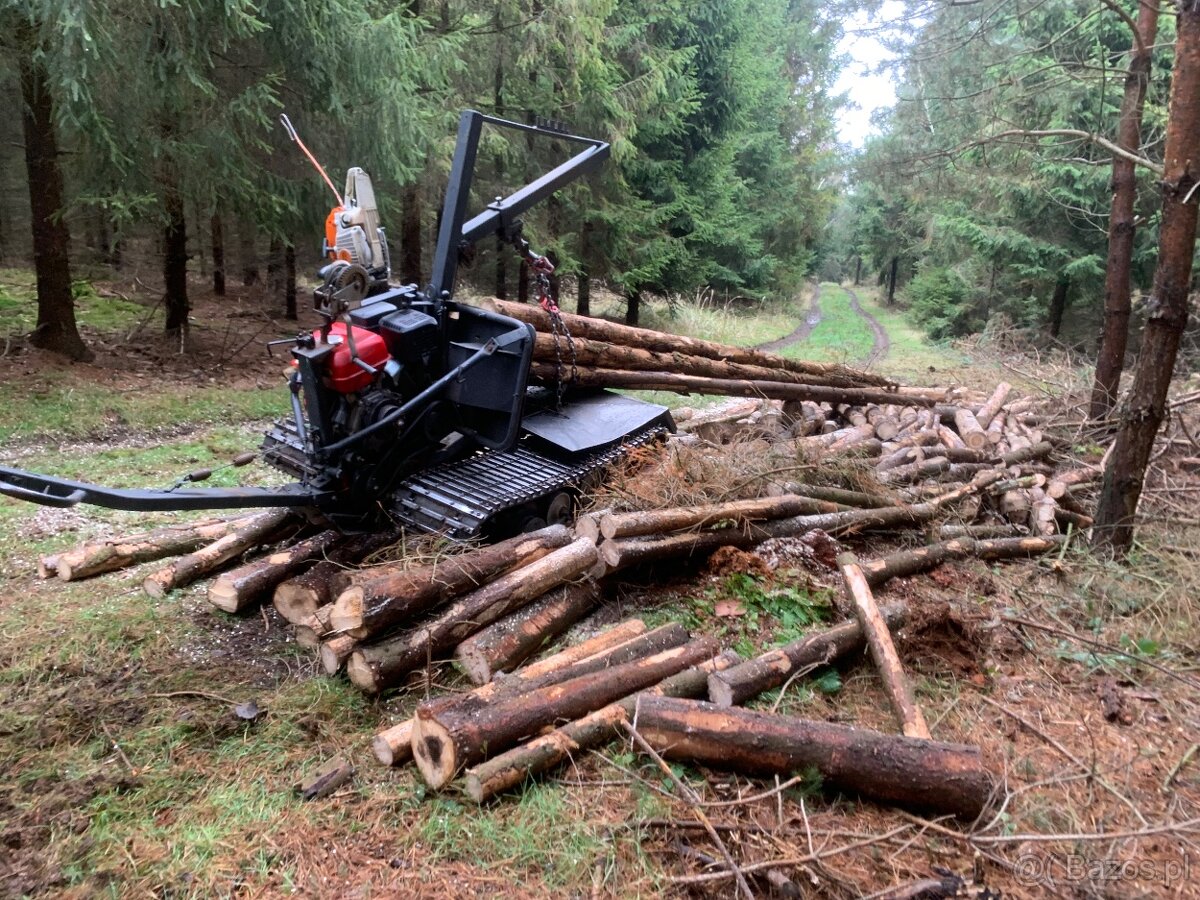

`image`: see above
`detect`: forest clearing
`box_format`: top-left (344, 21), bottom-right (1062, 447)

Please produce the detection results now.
top-left (2, 277), bottom-right (1198, 898)
top-left (2, 0), bottom-right (1200, 898)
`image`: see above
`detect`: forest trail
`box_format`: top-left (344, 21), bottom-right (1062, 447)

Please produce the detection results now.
top-left (844, 285), bottom-right (890, 366)
top-left (756, 283), bottom-right (890, 368)
top-left (755, 283), bottom-right (823, 352)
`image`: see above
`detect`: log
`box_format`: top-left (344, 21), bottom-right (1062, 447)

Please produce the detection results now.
top-left (296, 606), bottom-right (334, 647)
top-left (463, 650), bottom-right (742, 803)
top-left (867, 406), bottom-right (900, 441)
top-left (37, 555), bottom-right (59, 579)
top-left (859, 534), bottom-right (1065, 588)
top-left (1029, 486), bottom-right (1059, 537)
top-left (527, 364), bottom-right (924, 409)
top-left (632, 697), bottom-right (996, 819)
top-left (974, 382), bottom-right (1012, 429)
top-left (573, 511), bottom-right (604, 543)
top-left (999, 441), bottom-right (1053, 466)
top-left (937, 424), bottom-right (967, 450)
top-left (412, 638), bottom-right (720, 789)
top-left (481, 297), bottom-right (890, 386)
top-left (598, 495), bottom-right (841, 541)
top-left (879, 456), bottom-right (950, 483)
top-left (372, 720), bottom-right (416, 767)
top-left (602, 481), bottom-right (1001, 573)
top-left (952, 409), bottom-right (987, 450)
top-left (517, 618), bottom-right (648, 680)
top-left (331, 524), bottom-right (574, 640)
top-left (208, 530), bottom-right (343, 614)
top-left (708, 605), bottom-right (907, 707)
top-left (1054, 507), bottom-right (1094, 531)
top-left (346, 536), bottom-right (599, 692)
top-left (533, 334), bottom-right (860, 389)
top-left (1047, 467), bottom-right (1099, 499)
top-left (273, 530), bottom-right (399, 624)
top-left (319, 634), bottom-right (358, 674)
top-left (937, 523), bottom-right (1023, 540)
top-left (371, 618), bottom-right (648, 767)
top-left (142, 510), bottom-right (295, 598)
top-left (985, 412), bottom-right (1006, 445)
top-left (781, 482), bottom-right (894, 508)
top-left (999, 490), bottom-right (1031, 525)
top-left (56, 516), bottom-right (250, 582)
top-left (840, 552), bottom-right (930, 739)
top-left (453, 582), bottom-right (601, 684)
top-left (426, 623), bottom-right (691, 723)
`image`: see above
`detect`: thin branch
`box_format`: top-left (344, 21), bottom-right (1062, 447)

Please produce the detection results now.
top-left (969, 128), bottom-right (1163, 175)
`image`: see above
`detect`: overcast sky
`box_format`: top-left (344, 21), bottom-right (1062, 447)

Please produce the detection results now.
top-left (833, 3), bottom-right (905, 148)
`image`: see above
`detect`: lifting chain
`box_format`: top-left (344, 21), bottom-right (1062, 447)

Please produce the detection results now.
top-left (508, 233), bottom-right (577, 408)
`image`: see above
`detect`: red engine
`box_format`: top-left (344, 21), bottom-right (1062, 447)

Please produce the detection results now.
top-left (316, 322), bottom-right (391, 393)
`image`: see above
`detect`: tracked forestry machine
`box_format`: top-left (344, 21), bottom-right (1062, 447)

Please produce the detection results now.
top-left (0, 111), bottom-right (672, 539)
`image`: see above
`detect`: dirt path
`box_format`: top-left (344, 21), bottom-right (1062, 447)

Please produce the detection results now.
top-left (755, 284), bottom-right (823, 352)
top-left (844, 285), bottom-right (890, 366)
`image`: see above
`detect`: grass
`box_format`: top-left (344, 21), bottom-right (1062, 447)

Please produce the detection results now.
top-left (776, 283), bottom-right (875, 366)
top-left (0, 268), bottom-right (149, 337)
top-left (0, 378), bottom-right (287, 444)
top-left (850, 284), bottom-right (967, 379)
top-left (4, 267), bottom-right (1199, 896)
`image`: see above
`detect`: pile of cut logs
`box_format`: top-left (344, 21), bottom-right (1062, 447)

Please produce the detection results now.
top-left (36, 306), bottom-right (1102, 820)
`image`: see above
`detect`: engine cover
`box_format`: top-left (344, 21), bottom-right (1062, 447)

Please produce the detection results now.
top-left (318, 322), bottom-right (391, 393)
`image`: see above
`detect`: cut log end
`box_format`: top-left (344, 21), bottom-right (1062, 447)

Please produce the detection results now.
top-left (329, 586), bottom-right (365, 634)
top-left (207, 578), bottom-right (241, 613)
top-left (346, 651), bottom-right (381, 693)
top-left (273, 582), bottom-right (323, 624)
top-left (143, 573), bottom-right (170, 599)
top-left (707, 674), bottom-right (736, 708)
top-left (413, 718), bottom-right (458, 789)
top-left (372, 721), bottom-right (414, 767)
top-left (320, 635), bottom-right (357, 675)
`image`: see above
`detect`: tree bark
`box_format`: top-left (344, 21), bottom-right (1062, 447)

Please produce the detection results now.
top-left (211, 212), bottom-right (226, 296)
top-left (1094, 1), bottom-right (1200, 556)
top-left (531, 334), bottom-right (869, 389)
top-left (529, 364), bottom-right (923, 409)
top-left (271, 530), bottom-right (399, 624)
top-left (55, 516), bottom-right (251, 582)
top-left (624, 288), bottom-right (641, 326)
top-left (858, 535), bottom-right (1064, 587)
top-left (632, 697), bottom-right (995, 820)
top-left (284, 243), bottom-right (297, 320)
top-left (840, 553), bottom-right (930, 739)
top-left (412, 638), bottom-right (719, 789)
top-left (974, 382), bottom-right (1011, 429)
top-left (346, 536), bottom-right (599, 692)
top-left (400, 181), bottom-right (422, 285)
top-left (376, 622), bottom-right (651, 768)
top-left (142, 509), bottom-right (295, 598)
top-left (330, 524), bottom-right (574, 640)
top-left (463, 650), bottom-right (741, 803)
top-left (1089, 0), bottom-right (1162, 420)
top-left (18, 42), bottom-right (90, 361)
top-left (480, 297), bottom-right (891, 386)
top-left (854, 255), bottom-right (862, 285)
top-left (208, 530), bottom-right (343, 614)
top-left (598, 495), bottom-right (841, 541)
top-left (886, 255), bottom-right (899, 306)
top-left (453, 582), bottom-right (600, 684)
top-left (162, 174), bottom-right (190, 336)
top-left (708, 606), bottom-right (907, 708)
top-left (1046, 272), bottom-right (1070, 339)
top-left (429, 623), bottom-right (690, 725)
